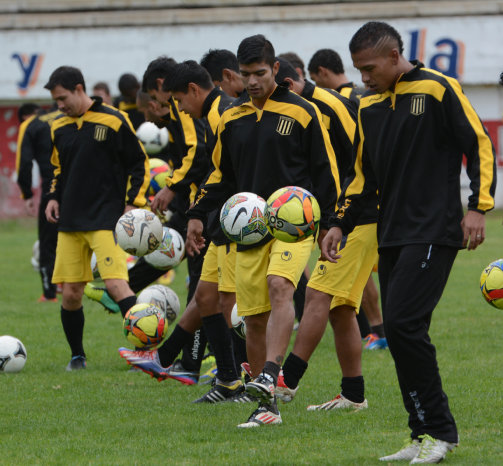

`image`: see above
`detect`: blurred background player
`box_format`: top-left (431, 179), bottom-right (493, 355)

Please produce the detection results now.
top-left (44, 66), bottom-right (149, 371)
top-left (114, 73), bottom-right (145, 129)
top-left (92, 81), bottom-right (113, 105)
top-left (278, 51), bottom-right (306, 79)
top-left (200, 49), bottom-right (244, 98)
top-left (16, 103), bottom-right (60, 303)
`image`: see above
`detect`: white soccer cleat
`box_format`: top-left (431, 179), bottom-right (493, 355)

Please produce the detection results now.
top-left (379, 439), bottom-right (421, 461)
top-left (275, 371), bottom-right (299, 403)
top-left (306, 393), bottom-right (368, 411)
top-left (237, 402), bottom-right (282, 428)
top-left (410, 435), bottom-right (457, 464)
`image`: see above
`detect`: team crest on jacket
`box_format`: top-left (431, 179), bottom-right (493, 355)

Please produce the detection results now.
top-left (276, 116), bottom-right (295, 136)
top-left (410, 95), bottom-right (425, 116)
top-left (94, 125), bottom-right (108, 141)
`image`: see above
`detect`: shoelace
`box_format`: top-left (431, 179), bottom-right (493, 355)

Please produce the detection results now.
top-left (416, 434), bottom-right (436, 459)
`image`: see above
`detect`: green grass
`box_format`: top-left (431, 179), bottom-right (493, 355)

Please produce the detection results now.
top-left (1, 213), bottom-right (503, 465)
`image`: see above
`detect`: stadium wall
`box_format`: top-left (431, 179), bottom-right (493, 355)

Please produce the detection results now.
top-left (1, 3), bottom-right (502, 216)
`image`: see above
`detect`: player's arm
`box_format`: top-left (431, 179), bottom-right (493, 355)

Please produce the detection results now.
top-left (16, 116), bottom-right (36, 203)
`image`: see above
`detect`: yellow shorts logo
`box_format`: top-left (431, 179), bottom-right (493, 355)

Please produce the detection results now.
top-left (104, 257), bottom-right (113, 266)
top-left (317, 264), bottom-right (327, 275)
top-left (281, 251), bottom-right (292, 261)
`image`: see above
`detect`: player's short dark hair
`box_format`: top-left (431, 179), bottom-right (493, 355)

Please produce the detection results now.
top-left (142, 56), bottom-right (177, 92)
top-left (349, 21), bottom-right (404, 55)
top-left (17, 103), bottom-right (40, 123)
top-left (93, 81), bottom-right (111, 95)
top-left (275, 57), bottom-right (301, 85)
top-left (118, 73), bottom-right (140, 95)
top-left (278, 52), bottom-right (306, 76)
top-left (44, 66), bottom-right (86, 92)
top-left (499, 72), bottom-right (503, 86)
top-left (164, 60), bottom-right (213, 93)
top-left (308, 49), bottom-right (344, 75)
top-left (200, 49), bottom-right (239, 82)
top-left (237, 34), bottom-right (276, 68)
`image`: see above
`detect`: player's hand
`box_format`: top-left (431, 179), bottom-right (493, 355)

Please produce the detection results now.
top-left (317, 228), bottom-right (328, 251)
top-left (24, 198), bottom-right (36, 216)
top-left (320, 227), bottom-right (343, 262)
top-left (461, 210), bottom-right (485, 250)
top-left (45, 200), bottom-right (59, 223)
top-left (151, 187), bottom-right (175, 215)
top-left (124, 204), bottom-right (135, 213)
top-left (186, 219), bottom-right (206, 256)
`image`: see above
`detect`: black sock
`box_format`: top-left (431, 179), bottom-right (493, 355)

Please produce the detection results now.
top-left (202, 313), bottom-right (238, 382)
top-left (231, 330), bottom-right (247, 375)
top-left (282, 352), bottom-right (308, 389)
top-left (180, 328), bottom-right (207, 373)
top-left (118, 295), bottom-right (137, 318)
top-left (61, 306), bottom-right (85, 358)
top-left (157, 324), bottom-right (194, 368)
top-left (263, 361), bottom-right (281, 386)
top-left (356, 308), bottom-right (371, 338)
top-left (370, 323), bottom-right (385, 338)
top-left (341, 376), bottom-right (365, 403)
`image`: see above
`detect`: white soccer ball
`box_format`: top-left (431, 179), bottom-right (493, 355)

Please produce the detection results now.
top-left (230, 304), bottom-right (246, 339)
top-left (136, 122), bottom-right (169, 155)
top-left (90, 252), bottom-right (100, 278)
top-left (31, 240), bottom-right (40, 271)
top-left (220, 192), bottom-right (268, 245)
top-left (144, 227), bottom-right (185, 270)
top-left (0, 336), bottom-right (27, 373)
top-left (115, 209), bottom-right (163, 257)
top-left (137, 284), bottom-right (180, 324)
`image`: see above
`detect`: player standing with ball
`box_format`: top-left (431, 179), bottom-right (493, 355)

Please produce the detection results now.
top-left (44, 66), bottom-right (150, 371)
top-left (187, 35), bottom-right (341, 427)
top-left (322, 22), bottom-right (496, 463)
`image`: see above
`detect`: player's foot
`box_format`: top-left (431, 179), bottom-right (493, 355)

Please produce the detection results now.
top-left (37, 295), bottom-right (58, 303)
top-left (118, 347), bottom-right (171, 380)
top-left (231, 390), bottom-right (257, 403)
top-left (379, 438), bottom-right (421, 461)
top-left (84, 282), bottom-right (120, 314)
top-left (364, 333), bottom-right (388, 350)
top-left (409, 435), bottom-right (457, 464)
top-left (237, 399), bottom-right (282, 428)
top-left (164, 359), bottom-right (199, 385)
top-left (306, 394), bottom-right (368, 411)
top-left (66, 355), bottom-right (86, 371)
top-left (245, 372), bottom-right (275, 404)
top-left (276, 371), bottom-right (298, 403)
top-left (193, 379), bottom-right (244, 403)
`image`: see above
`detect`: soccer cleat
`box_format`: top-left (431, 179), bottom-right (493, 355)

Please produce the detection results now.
top-left (409, 435), bottom-right (457, 464)
top-left (118, 347), bottom-right (171, 381)
top-left (306, 393), bottom-right (368, 411)
top-left (232, 391), bottom-right (258, 403)
top-left (237, 399), bottom-right (282, 428)
top-left (379, 439), bottom-right (421, 462)
top-left (164, 359), bottom-right (199, 385)
top-left (245, 373), bottom-right (275, 404)
top-left (364, 333), bottom-right (388, 350)
top-left (84, 282), bottom-right (120, 314)
top-left (37, 295), bottom-right (58, 303)
top-left (275, 371), bottom-right (299, 403)
top-left (193, 379), bottom-right (244, 403)
top-left (66, 355), bottom-right (86, 371)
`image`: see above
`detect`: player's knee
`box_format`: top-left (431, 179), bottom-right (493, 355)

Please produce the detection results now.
top-left (267, 275), bottom-right (294, 303)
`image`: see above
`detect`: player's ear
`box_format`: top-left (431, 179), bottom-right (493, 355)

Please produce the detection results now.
top-left (222, 68), bottom-right (233, 82)
top-left (188, 82), bottom-right (198, 96)
top-left (283, 77), bottom-right (294, 90)
top-left (389, 48), bottom-right (400, 65)
top-left (272, 61), bottom-right (280, 76)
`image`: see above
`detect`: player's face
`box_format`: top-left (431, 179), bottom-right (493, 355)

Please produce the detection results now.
top-left (173, 87), bottom-right (202, 119)
top-left (351, 47), bottom-right (399, 94)
top-left (148, 79), bottom-right (172, 108)
top-left (309, 70), bottom-right (329, 89)
top-left (239, 61), bottom-right (279, 105)
top-left (50, 85), bottom-right (83, 117)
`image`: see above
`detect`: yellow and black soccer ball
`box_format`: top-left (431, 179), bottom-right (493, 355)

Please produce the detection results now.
top-left (123, 303), bottom-right (169, 348)
top-left (480, 259), bottom-right (503, 309)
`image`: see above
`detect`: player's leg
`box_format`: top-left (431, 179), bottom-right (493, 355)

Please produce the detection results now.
top-left (361, 273), bottom-right (387, 349)
top-left (37, 194), bottom-right (58, 301)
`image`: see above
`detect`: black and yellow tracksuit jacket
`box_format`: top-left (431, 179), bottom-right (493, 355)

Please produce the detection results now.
top-left (301, 80), bottom-right (378, 226)
top-left (336, 82), bottom-right (363, 108)
top-left (331, 62), bottom-right (496, 249)
top-left (113, 97), bottom-right (145, 130)
top-left (188, 84), bottom-right (341, 249)
top-left (48, 97), bottom-right (150, 232)
top-left (16, 110), bottom-right (60, 199)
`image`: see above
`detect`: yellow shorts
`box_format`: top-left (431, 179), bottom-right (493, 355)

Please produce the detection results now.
top-left (308, 223), bottom-right (378, 311)
top-left (236, 237), bottom-right (314, 316)
top-left (52, 230), bottom-right (129, 283)
top-left (199, 242), bottom-right (237, 293)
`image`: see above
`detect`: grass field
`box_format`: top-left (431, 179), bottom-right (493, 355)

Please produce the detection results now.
top-left (1, 214), bottom-right (502, 465)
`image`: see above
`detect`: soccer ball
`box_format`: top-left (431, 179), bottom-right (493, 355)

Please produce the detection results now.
top-left (136, 122), bottom-right (169, 155)
top-left (115, 209), bottom-right (163, 257)
top-left (123, 303), bottom-right (169, 348)
top-left (144, 227), bottom-right (185, 270)
top-left (230, 304), bottom-right (246, 339)
top-left (480, 259), bottom-right (503, 309)
top-left (0, 336), bottom-right (27, 373)
top-left (220, 192), bottom-right (268, 245)
top-left (31, 240), bottom-right (40, 271)
top-left (90, 252), bottom-right (100, 278)
top-left (148, 158), bottom-right (172, 197)
top-left (137, 284), bottom-right (180, 324)
top-left (265, 186), bottom-right (320, 243)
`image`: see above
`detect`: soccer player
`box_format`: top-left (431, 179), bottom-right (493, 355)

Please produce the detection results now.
top-left (274, 57), bottom-right (376, 411)
top-left (200, 49), bottom-right (244, 98)
top-left (16, 103), bottom-right (60, 303)
top-left (114, 73), bottom-right (145, 129)
top-left (186, 35), bottom-right (340, 427)
top-left (278, 52), bottom-right (307, 79)
top-left (308, 48), bottom-right (364, 106)
top-left (322, 22), bottom-right (496, 463)
top-left (44, 66), bottom-right (150, 371)
top-left (92, 82), bottom-right (113, 105)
